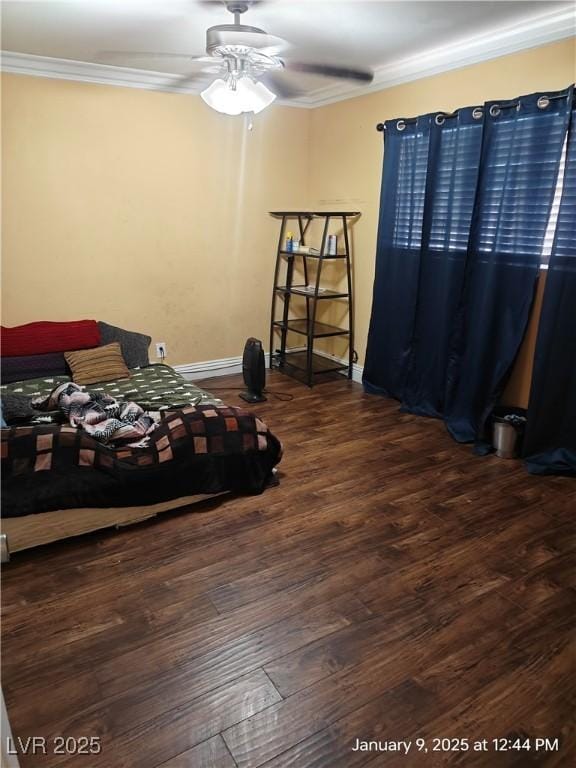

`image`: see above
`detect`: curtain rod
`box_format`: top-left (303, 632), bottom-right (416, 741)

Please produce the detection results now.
top-left (376, 110), bottom-right (465, 131)
top-left (375, 90), bottom-right (573, 131)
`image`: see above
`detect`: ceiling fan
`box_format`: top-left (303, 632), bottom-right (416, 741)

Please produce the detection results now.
top-left (98, 0), bottom-right (374, 115)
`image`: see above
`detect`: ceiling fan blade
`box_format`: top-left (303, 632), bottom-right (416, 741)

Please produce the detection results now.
top-left (97, 51), bottom-right (215, 66)
top-left (162, 71), bottom-right (219, 91)
top-left (209, 30), bottom-right (290, 55)
top-left (285, 61), bottom-right (373, 84)
top-left (260, 72), bottom-right (303, 100)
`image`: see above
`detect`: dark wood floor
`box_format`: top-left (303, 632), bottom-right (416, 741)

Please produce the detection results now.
top-left (2, 371), bottom-right (575, 768)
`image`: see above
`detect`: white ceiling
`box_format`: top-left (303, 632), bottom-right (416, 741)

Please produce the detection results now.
top-left (1, 1), bottom-right (574, 105)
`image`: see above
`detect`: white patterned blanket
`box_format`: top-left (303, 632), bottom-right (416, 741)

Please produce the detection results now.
top-left (33, 382), bottom-right (158, 447)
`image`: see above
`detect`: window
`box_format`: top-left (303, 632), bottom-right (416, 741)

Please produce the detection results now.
top-left (541, 131), bottom-right (568, 268)
top-left (391, 131), bottom-right (429, 250)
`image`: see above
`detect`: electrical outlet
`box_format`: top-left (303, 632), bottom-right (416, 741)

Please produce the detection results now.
top-left (155, 342), bottom-right (167, 359)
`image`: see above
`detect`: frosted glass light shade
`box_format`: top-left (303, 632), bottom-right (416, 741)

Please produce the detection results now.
top-left (201, 76), bottom-right (276, 115)
top-left (201, 78), bottom-right (242, 115)
top-left (237, 77), bottom-right (277, 113)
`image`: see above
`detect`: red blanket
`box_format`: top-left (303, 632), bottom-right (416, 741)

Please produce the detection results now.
top-left (1, 320), bottom-right (100, 357)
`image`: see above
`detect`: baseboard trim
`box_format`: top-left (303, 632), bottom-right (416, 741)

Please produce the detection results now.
top-left (174, 354), bottom-right (264, 381)
top-left (311, 350), bottom-right (364, 384)
top-left (175, 350), bottom-right (364, 384)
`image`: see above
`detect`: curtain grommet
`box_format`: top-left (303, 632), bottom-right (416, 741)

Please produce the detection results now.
top-left (472, 107), bottom-right (483, 120)
top-left (489, 105), bottom-right (501, 117)
top-left (396, 119), bottom-right (406, 131)
top-left (435, 114), bottom-right (445, 126)
top-left (537, 96), bottom-right (550, 109)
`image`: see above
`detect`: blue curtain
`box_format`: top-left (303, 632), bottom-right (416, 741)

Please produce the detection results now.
top-left (401, 108), bottom-right (483, 418)
top-left (524, 94), bottom-right (576, 475)
top-left (445, 91), bottom-right (572, 443)
top-left (363, 87), bottom-right (574, 460)
top-left (363, 115), bottom-right (432, 400)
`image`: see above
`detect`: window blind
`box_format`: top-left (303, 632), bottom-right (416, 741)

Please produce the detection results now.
top-left (427, 121), bottom-right (483, 254)
top-left (475, 109), bottom-right (570, 261)
top-left (391, 128), bottom-right (430, 250)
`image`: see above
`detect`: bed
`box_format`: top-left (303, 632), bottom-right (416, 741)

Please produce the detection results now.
top-left (0, 323), bottom-right (282, 559)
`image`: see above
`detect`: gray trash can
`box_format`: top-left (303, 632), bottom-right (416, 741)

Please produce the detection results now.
top-left (493, 413), bottom-right (526, 459)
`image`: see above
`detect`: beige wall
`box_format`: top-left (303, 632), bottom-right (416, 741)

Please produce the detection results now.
top-left (501, 271), bottom-right (547, 409)
top-left (1, 74), bottom-right (310, 365)
top-left (308, 38), bottom-right (576, 369)
top-left (2, 38), bottom-right (574, 374)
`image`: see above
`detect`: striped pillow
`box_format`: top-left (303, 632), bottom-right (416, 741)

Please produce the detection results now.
top-left (65, 342), bottom-right (130, 385)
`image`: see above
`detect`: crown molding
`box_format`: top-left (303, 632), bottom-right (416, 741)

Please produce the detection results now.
top-left (1, 7), bottom-right (574, 109)
top-left (0, 51), bottom-right (201, 95)
top-left (294, 6), bottom-right (576, 108)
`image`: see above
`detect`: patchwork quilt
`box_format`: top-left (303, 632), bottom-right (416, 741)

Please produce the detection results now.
top-left (2, 404), bottom-right (282, 517)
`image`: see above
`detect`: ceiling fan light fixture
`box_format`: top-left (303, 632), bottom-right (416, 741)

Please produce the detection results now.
top-left (201, 74), bottom-right (276, 116)
top-left (238, 76), bottom-right (276, 114)
top-left (201, 77), bottom-right (240, 115)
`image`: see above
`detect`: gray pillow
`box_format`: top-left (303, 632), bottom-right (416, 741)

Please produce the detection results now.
top-left (1, 352), bottom-right (68, 384)
top-left (98, 322), bottom-right (151, 369)
top-left (1, 393), bottom-right (37, 424)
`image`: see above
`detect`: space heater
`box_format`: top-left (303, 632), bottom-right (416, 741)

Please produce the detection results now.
top-left (239, 338), bottom-right (267, 403)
